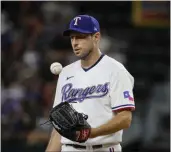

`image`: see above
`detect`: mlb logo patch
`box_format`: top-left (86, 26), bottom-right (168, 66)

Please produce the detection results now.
top-left (123, 91), bottom-right (134, 101)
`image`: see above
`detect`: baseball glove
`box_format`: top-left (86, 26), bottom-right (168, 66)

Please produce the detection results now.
top-left (49, 102), bottom-right (91, 143)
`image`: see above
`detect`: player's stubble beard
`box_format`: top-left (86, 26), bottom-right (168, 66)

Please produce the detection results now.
top-left (73, 48), bottom-right (92, 60)
top-left (79, 48), bottom-right (93, 60)
top-left (76, 43), bottom-right (94, 60)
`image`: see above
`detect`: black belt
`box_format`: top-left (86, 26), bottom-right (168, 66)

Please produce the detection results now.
top-left (66, 144), bottom-right (103, 149)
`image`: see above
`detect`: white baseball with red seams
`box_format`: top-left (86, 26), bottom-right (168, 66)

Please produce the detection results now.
top-left (50, 62), bottom-right (63, 75)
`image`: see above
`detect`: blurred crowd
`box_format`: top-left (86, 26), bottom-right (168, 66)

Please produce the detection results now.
top-left (1, 1), bottom-right (170, 152)
top-left (1, 2), bottom-right (77, 151)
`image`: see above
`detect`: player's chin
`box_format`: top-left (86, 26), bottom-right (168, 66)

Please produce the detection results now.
top-left (74, 52), bottom-right (84, 59)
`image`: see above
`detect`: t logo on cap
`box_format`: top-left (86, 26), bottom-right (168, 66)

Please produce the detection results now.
top-left (63, 15), bottom-right (100, 36)
top-left (74, 17), bottom-right (81, 26)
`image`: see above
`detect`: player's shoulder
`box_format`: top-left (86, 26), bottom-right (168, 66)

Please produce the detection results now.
top-left (103, 55), bottom-right (127, 72)
top-left (104, 55), bottom-right (134, 79)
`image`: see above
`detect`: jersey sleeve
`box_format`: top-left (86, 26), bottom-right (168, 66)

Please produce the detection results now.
top-left (109, 69), bottom-right (135, 112)
top-left (53, 74), bottom-right (62, 108)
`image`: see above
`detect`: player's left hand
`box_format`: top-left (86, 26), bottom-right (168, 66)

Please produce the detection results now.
top-left (49, 102), bottom-right (91, 143)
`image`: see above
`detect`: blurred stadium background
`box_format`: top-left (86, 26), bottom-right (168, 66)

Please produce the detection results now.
top-left (1, 1), bottom-right (170, 152)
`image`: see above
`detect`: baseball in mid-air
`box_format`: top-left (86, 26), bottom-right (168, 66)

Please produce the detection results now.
top-left (50, 62), bottom-right (63, 75)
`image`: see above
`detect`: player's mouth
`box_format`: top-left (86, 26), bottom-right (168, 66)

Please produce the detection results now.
top-left (74, 48), bottom-right (81, 51)
top-left (74, 48), bottom-right (81, 54)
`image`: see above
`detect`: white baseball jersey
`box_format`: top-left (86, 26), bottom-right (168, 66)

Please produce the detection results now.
top-left (53, 54), bottom-right (135, 145)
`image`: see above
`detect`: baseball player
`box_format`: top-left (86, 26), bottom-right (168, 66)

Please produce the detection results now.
top-left (46, 15), bottom-right (135, 152)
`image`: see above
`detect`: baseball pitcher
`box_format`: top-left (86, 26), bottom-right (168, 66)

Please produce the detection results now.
top-left (46, 15), bottom-right (135, 152)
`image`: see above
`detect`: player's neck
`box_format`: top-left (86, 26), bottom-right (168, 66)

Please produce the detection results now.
top-left (81, 48), bottom-right (102, 69)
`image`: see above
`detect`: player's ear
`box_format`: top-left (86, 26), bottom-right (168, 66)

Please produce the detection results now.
top-left (93, 32), bottom-right (101, 42)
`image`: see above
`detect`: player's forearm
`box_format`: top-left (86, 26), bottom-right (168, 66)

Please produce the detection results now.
top-left (46, 129), bottom-right (62, 152)
top-left (90, 111), bottom-right (132, 138)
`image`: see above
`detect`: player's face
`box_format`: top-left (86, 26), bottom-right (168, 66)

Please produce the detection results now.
top-left (70, 32), bottom-right (95, 59)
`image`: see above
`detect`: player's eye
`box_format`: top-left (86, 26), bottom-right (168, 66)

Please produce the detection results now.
top-left (77, 35), bottom-right (88, 39)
